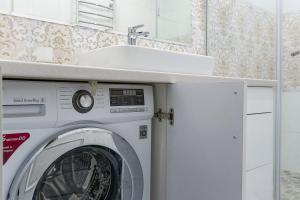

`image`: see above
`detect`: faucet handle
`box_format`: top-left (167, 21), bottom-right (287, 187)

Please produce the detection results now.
top-left (132, 24), bottom-right (144, 29)
top-left (137, 31), bottom-right (150, 37)
top-left (129, 24), bottom-right (145, 32)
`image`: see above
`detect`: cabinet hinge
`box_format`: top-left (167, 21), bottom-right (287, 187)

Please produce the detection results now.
top-left (154, 108), bottom-right (174, 125)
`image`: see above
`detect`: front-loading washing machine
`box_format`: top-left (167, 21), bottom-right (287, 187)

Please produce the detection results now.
top-left (2, 80), bottom-right (153, 200)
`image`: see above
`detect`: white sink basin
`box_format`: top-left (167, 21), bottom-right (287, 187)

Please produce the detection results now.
top-left (78, 45), bottom-right (215, 75)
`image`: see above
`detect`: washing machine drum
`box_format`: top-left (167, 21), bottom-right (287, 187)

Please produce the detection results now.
top-left (8, 128), bottom-right (144, 200)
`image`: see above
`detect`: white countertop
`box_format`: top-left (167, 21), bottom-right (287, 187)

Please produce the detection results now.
top-left (0, 60), bottom-right (277, 87)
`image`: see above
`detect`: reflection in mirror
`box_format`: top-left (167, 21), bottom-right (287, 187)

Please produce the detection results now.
top-left (0, 0), bottom-right (192, 44)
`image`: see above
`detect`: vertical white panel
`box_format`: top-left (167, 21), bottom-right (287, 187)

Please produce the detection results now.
top-left (151, 84), bottom-right (167, 200)
top-left (246, 114), bottom-right (274, 171)
top-left (246, 164), bottom-right (273, 200)
top-left (247, 87), bottom-right (274, 114)
top-left (166, 82), bottom-right (245, 200)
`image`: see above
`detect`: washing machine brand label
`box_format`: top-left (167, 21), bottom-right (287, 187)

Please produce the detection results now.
top-left (13, 97), bottom-right (45, 104)
top-left (3, 133), bottom-right (30, 164)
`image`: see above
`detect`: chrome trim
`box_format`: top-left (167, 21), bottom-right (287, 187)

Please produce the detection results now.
top-left (275, 0), bottom-right (282, 199)
top-left (78, 0), bottom-right (113, 10)
top-left (8, 126), bottom-right (143, 200)
top-left (78, 20), bottom-right (113, 29)
top-left (79, 10), bottom-right (113, 19)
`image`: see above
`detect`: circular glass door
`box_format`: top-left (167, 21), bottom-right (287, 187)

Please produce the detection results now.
top-left (9, 128), bottom-right (143, 200)
top-left (33, 146), bottom-right (122, 200)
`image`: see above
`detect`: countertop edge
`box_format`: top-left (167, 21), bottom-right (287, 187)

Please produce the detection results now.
top-left (0, 60), bottom-right (277, 87)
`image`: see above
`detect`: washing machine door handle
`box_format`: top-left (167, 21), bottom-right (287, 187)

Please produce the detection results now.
top-left (8, 127), bottom-right (144, 200)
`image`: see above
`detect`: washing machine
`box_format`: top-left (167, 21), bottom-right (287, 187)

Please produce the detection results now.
top-left (2, 80), bottom-right (153, 200)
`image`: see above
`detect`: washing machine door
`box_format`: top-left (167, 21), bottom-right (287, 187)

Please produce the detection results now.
top-left (8, 128), bottom-right (143, 200)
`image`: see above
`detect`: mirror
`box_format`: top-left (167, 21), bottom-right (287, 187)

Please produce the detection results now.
top-left (0, 0), bottom-right (192, 44)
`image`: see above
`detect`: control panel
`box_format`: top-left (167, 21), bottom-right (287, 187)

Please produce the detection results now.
top-left (110, 88), bottom-right (145, 107)
top-left (57, 83), bottom-right (154, 125)
top-left (3, 80), bottom-right (154, 128)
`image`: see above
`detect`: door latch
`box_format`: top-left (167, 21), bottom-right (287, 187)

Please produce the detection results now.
top-left (89, 80), bottom-right (98, 96)
top-left (154, 108), bottom-right (174, 125)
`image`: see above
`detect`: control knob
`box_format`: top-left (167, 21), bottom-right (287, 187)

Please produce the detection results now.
top-left (72, 90), bottom-right (94, 113)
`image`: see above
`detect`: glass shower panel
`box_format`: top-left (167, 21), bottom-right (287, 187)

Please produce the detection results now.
top-left (281, 1), bottom-right (300, 199)
top-left (207, 0), bottom-right (276, 79)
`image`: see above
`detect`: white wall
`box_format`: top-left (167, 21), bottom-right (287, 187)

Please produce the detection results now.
top-left (12, 0), bottom-right (74, 24)
top-left (0, 0), bottom-right (11, 14)
top-left (282, 91), bottom-right (300, 173)
top-left (283, 0), bottom-right (300, 13)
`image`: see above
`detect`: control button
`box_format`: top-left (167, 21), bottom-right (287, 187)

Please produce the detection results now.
top-left (72, 90), bottom-right (94, 113)
top-left (139, 125), bottom-right (148, 139)
top-left (79, 94), bottom-right (93, 108)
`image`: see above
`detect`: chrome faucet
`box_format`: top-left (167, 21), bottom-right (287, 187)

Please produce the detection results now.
top-left (128, 24), bottom-right (150, 45)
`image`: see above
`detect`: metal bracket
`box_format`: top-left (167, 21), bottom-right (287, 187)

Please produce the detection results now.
top-left (154, 108), bottom-right (174, 125)
top-left (89, 81), bottom-right (98, 96)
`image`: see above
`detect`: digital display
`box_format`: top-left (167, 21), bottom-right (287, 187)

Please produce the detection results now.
top-left (110, 89), bottom-right (145, 106)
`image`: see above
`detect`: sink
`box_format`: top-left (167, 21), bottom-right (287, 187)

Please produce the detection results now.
top-left (78, 45), bottom-right (215, 75)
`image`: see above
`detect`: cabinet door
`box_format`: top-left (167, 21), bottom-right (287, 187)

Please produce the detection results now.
top-left (246, 164), bottom-right (273, 200)
top-left (166, 82), bottom-right (245, 200)
top-left (246, 114), bottom-right (274, 171)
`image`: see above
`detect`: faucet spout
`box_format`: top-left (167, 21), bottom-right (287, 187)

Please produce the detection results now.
top-left (128, 24), bottom-right (150, 45)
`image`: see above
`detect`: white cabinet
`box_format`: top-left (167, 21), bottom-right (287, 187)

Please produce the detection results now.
top-left (247, 87), bottom-right (274, 114)
top-left (246, 164), bottom-right (274, 200)
top-left (152, 83), bottom-right (275, 200)
top-left (165, 82), bottom-right (244, 200)
top-left (246, 114), bottom-right (274, 171)
top-left (245, 87), bottom-right (275, 200)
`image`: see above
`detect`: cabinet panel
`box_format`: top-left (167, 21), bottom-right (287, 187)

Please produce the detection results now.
top-left (247, 87), bottom-right (274, 114)
top-left (246, 164), bottom-right (273, 200)
top-left (246, 113), bottom-right (274, 171)
top-left (166, 82), bottom-right (245, 200)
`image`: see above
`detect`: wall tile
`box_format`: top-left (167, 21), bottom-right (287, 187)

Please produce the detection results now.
top-left (283, 11), bottom-right (300, 91)
top-left (207, 0), bottom-right (276, 80)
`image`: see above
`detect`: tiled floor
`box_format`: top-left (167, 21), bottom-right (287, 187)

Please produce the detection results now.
top-left (281, 171), bottom-right (300, 200)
